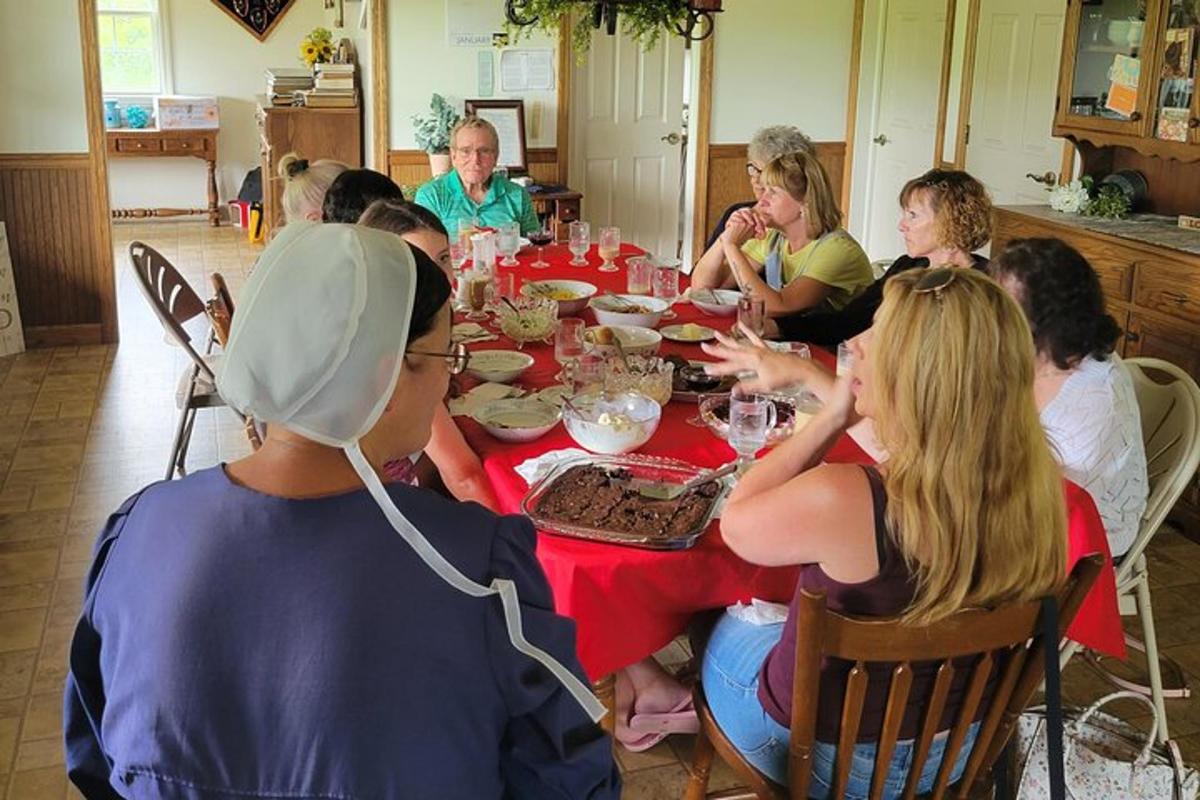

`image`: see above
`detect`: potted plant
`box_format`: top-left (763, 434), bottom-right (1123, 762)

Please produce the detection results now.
top-left (412, 94), bottom-right (461, 177)
top-left (505, 0), bottom-right (697, 61)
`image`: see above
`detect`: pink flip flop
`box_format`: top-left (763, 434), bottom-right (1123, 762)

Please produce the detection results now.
top-left (613, 675), bottom-right (699, 753)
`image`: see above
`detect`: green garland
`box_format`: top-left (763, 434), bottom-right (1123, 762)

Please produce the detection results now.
top-left (505, 1), bottom-right (690, 62)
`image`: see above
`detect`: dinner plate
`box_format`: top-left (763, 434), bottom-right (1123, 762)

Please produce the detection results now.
top-left (660, 323), bottom-right (717, 343)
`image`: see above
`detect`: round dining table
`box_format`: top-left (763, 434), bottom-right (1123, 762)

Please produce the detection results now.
top-left (451, 240), bottom-right (1125, 723)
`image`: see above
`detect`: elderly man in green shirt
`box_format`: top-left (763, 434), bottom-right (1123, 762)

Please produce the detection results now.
top-left (415, 116), bottom-right (540, 236)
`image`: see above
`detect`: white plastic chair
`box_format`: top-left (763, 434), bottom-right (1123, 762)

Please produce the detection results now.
top-left (1061, 356), bottom-right (1200, 742)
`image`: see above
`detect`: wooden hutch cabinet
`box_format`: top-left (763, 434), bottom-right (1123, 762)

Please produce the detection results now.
top-left (256, 97), bottom-right (362, 239)
top-left (1000, 0), bottom-right (1200, 533)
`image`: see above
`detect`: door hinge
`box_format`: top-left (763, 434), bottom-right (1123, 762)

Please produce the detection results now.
top-left (964, 124), bottom-right (970, 145)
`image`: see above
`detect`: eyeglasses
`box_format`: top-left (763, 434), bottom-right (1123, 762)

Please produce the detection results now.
top-left (453, 146), bottom-right (498, 159)
top-left (406, 342), bottom-right (470, 375)
top-left (745, 162), bottom-right (763, 178)
top-left (913, 267), bottom-right (957, 300)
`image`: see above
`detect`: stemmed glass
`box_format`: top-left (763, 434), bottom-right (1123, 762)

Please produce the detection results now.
top-left (568, 221), bottom-right (591, 267)
top-left (727, 387), bottom-right (777, 469)
top-left (652, 263), bottom-right (680, 319)
top-left (554, 317), bottom-right (588, 384)
top-left (464, 271), bottom-right (492, 322)
top-left (529, 217), bottom-right (554, 269)
top-left (737, 293), bottom-right (766, 339)
top-left (598, 226), bottom-right (621, 273)
top-left (497, 221), bottom-right (520, 267)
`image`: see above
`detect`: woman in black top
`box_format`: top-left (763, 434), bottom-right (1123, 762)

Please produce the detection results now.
top-left (769, 169), bottom-right (992, 346)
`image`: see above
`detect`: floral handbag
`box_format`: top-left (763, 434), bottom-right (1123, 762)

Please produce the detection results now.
top-left (1014, 690), bottom-right (1199, 799)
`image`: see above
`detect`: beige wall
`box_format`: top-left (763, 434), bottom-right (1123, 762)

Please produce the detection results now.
top-left (388, 3), bottom-right (559, 150)
top-left (711, 0), bottom-right (856, 143)
top-left (0, 0), bottom-right (90, 153)
top-left (106, 0), bottom-right (361, 212)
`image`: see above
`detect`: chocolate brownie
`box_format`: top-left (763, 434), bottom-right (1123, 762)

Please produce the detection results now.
top-left (534, 465), bottom-right (721, 539)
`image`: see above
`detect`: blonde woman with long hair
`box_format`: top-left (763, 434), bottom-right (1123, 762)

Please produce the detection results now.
top-left (701, 268), bottom-right (1067, 797)
top-left (691, 150), bottom-right (873, 317)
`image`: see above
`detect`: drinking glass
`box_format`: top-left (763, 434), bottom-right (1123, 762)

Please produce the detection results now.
top-left (737, 294), bottom-right (766, 338)
top-left (728, 387), bottom-right (777, 467)
top-left (470, 231), bottom-right (496, 274)
top-left (568, 221), bottom-right (591, 267)
top-left (455, 217), bottom-right (479, 260)
top-left (836, 341), bottom-right (854, 378)
top-left (465, 271), bottom-right (492, 322)
top-left (770, 342), bottom-right (820, 406)
top-left (651, 263), bottom-right (681, 319)
top-left (554, 317), bottom-right (588, 383)
top-left (570, 352), bottom-right (607, 394)
top-left (626, 255), bottom-right (653, 295)
top-left (490, 272), bottom-right (516, 312)
top-left (529, 217), bottom-right (554, 269)
top-left (598, 226), bottom-right (621, 273)
top-left (496, 221), bottom-right (520, 267)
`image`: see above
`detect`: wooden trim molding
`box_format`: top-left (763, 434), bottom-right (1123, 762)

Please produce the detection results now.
top-left (932, 0), bottom-right (958, 167)
top-left (370, 0), bottom-right (389, 173)
top-left (0, 153), bottom-right (91, 168)
top-left (79, 0), bottom-right (117, 344)
top-left (556, 16), bottom-right (572, 184)
top-left (841, 0), bottom-right (866, 221)
top-left (24, 324), bottom-right (104, 349)
top-left (689, 36), bottom-right (715, 262)
top-left (951, 0), bottom-right (981, 171)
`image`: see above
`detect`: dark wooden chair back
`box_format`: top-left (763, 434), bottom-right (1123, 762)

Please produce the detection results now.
top-left (690, 554), bottom-right (1103, 800)
top-left (128, 241), bottom-right (213, 379)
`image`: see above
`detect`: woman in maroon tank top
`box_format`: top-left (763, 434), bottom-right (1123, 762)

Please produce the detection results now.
top-left (701, 268), bottom-right (1068, 798)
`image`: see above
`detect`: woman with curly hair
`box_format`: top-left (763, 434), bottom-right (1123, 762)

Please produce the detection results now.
top-left (770, 168), bottom-right (992, 346)
top-left (990, 238), bottom-right (1147, 556)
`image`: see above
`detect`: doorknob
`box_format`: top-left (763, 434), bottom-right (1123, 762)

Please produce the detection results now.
top-left (873, 134), bottom-right (889, 146)
top-left (1025, 171), bottom-right (1057, 186)
top-left (661, 132), bottom-right (682, 145)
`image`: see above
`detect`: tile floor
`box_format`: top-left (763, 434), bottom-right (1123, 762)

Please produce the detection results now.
top-left (0, 221), bottom-right (1196, 798)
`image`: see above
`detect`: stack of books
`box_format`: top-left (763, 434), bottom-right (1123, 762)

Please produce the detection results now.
top-left (265, 68), bottom-right (313, 106)
top-left (303, 62), bottom-right (357, 108)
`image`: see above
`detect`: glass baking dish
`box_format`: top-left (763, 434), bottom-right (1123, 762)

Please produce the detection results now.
top-left (520, 453), bottom-right (728, 550)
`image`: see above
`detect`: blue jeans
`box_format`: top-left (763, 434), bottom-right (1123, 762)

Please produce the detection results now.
top-left (700, 612), bottom-right (979, 799)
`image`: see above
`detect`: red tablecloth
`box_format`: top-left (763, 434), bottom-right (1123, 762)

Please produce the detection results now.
top-left (455, 243), bottom-right (1124, 679)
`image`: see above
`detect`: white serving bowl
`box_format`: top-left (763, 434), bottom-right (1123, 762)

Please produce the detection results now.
top-left (562, 390), bottom-right (662, 454)
top-left (690, 288), bottom-right (741, 317)
top-left (473, 399), bottom-right (560, 443)
top-left (584, 324), bottom-right (662, 357)
top-left (589, 294), bottom-right (670, 329)
top-left (521, 279), bottom-right (599, 317)
top-left (465, 349), bottom-right (535, 384)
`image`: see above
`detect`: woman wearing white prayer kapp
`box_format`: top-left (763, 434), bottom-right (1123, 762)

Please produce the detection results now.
top-left (64, 223), bottom-right (618, 799)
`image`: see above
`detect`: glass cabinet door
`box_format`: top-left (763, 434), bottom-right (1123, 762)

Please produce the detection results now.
top-left (1062, 0), bottom-right (1160, 134)
top-left (1150, 0), bottom-right (1200, 143)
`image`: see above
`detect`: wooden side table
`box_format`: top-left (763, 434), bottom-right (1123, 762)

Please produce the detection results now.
top-left (529, 186), bottom-right (582, 240)
top-left (105, 127), bottom-right (220, 226)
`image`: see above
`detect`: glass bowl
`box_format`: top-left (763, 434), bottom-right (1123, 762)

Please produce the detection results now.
top-left (497, 296), bottom-right (557, 344)
top-left (603, 355), bottom-right (675, 406)
top-left (698, 393), bottom-right (798, 446)
top-left (562, 390), bottom-right (662, 454)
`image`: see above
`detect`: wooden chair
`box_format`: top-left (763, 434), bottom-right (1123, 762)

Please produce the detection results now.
top-left (685, 555), bottom-right (1103, 800)
top-left (204, 272), bottom-right (262, 451)
top-left (129, 242), bottom-right (240, 478)
top-left (1061, 357), bottom-right (1200, 741)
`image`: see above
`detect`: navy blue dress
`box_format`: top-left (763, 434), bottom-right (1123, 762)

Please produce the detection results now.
top-left (64, 467), bottom-right (619, 799)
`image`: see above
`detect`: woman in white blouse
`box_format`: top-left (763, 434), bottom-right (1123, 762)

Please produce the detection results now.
top-left (990, 237), bottom-right (1147, 557)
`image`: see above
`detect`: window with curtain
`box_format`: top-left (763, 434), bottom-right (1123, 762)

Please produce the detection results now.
top-left (98, 0), bottom-right (166, 95)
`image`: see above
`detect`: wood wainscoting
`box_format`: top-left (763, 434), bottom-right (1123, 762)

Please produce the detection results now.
top-left (701, 142), bottom-right (847, 246)
top-left (387, 148), bottom-right (562, 192)
top-left (0, 153), bottom-right (115, 347)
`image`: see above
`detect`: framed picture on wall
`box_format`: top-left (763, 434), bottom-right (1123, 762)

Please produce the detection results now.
top-left (465, 99), bottom-right (528, 174)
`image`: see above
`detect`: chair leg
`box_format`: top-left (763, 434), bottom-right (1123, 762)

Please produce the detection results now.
top-left (685, 727), bottom-right (716, 800)
top-left (1135, 577), bottom-right (1170, 742)
top-left (176, 406), bottom-right (198, 478)
top-left (166, 403), bottom-right (192, 480)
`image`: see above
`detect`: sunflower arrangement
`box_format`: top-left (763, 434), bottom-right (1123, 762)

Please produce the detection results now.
top-left (299, 27), bottom-right (334, 68)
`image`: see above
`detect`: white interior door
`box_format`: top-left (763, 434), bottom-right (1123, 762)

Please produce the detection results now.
top-left (965, 0), bottom-right (1066, 208)
top-left (572, 30), bottom-right (685, 258)
top-left (862, 0), bottom-right (948, 260)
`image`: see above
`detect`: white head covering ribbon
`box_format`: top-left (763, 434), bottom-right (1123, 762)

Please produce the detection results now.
top-left (217, 222), bottom-right (604, 722)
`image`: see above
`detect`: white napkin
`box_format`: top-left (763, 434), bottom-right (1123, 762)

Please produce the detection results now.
top-left (448, 382), bottom-right (523, 417)
top-left (515, 448), bottom-right (590, 486)
top-left (453, 322), bottom-right (499, 344)
top-left (726, 598), bottom-right (790, 626)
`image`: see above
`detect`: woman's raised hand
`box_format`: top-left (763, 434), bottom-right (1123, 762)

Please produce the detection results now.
top-left (701, 324), bottom-right (818, 394)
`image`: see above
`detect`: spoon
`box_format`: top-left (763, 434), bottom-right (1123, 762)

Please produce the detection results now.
top-left (603, 290), bottom-right (637, 310)
top-left (500, 296), bottom-right (521, 315)
top-left (626, 461), bottom-right (741, 500)
top-left (612, 335), bottom-right (634, 373)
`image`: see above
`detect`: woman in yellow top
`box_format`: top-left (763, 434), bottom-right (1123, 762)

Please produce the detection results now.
top-left (691, 151), bottom-right (873, 317)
